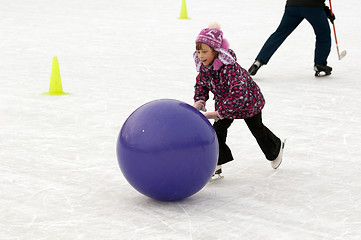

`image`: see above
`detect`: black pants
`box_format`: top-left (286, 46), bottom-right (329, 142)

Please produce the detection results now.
top-left (213, 112), bottom-right (281, 165)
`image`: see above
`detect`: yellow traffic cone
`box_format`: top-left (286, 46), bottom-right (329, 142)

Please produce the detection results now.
top-left (179, 0), bottom-right (190, 19)
top-left (43, 56), bottom-right (69, 95)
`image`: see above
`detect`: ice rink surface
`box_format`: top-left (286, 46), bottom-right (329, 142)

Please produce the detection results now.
top-left (1, 0), bottom-right (360, 239)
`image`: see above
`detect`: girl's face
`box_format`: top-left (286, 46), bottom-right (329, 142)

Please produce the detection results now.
top-left (196, 43), bottom-right (217, 67)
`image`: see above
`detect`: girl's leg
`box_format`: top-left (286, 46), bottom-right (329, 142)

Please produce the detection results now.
top-left (213, 119), bottom-right (234, 165)
top-left (244, 112), bottom-right (281, 161)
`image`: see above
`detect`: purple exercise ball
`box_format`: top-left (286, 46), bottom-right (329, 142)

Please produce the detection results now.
top-left (116, 99), bottom-right (219, 201)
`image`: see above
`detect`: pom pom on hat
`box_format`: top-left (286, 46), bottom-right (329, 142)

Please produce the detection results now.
top-left (208, 22), bottom-right (221, 30)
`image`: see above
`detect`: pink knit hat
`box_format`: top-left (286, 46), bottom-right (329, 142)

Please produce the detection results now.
top-left (194, 23), bottom-right (236, 71)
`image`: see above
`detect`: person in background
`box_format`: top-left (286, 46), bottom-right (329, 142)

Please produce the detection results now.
top-left (248, 0), bottom-right (335, 77)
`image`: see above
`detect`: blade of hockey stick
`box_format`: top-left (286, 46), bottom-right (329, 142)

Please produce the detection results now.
top-left (340, 50), bottom-right (347, 60)
top-left (329, 0), bottom-right (346, 60)
top-left (335, 42), bottom-right (347, 60)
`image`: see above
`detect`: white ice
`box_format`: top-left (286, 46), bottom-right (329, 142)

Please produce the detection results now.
top-left (1, 0), bottom-right (360, 239)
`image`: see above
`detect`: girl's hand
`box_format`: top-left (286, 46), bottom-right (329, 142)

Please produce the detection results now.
top-left (193, 100), bottom-right (207, 112)
top-left (204, 111), bottom-right (223, 121)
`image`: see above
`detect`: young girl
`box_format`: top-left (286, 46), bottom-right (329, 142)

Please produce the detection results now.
top-left (192, 23), bottom-right (285, 178)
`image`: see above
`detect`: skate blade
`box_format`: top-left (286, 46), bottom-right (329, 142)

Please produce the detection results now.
top-left (209, 174), bottom-right (224, 182)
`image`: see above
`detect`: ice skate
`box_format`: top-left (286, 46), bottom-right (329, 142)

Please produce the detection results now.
top-left (314, 64), bottom-right (332, 77)
top-left (271, 139), bottom-right (286, 169)
top-left (209, 165), bottom-right (224, 182)
top-left (248, 60), bottom-right (264, 76)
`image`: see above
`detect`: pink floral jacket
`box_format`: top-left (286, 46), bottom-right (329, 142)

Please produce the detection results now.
top-left (194, 49), bottom-right (265, 119)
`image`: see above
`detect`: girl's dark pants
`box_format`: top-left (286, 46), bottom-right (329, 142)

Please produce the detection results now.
top-left (213, 111), bottom-right (281, 165)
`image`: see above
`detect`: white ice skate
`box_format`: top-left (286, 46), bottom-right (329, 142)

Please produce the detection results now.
top-left (209, 165), bottom-right (224, 182)
top-left (271, 139), bottom-right (286, 169)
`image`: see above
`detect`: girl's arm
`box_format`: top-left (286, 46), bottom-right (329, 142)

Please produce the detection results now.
top-left (193, 73), bottom-right (210, 103)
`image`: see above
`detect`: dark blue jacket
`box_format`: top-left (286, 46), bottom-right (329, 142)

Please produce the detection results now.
top-left (286, 0), bottom-right (325, 7)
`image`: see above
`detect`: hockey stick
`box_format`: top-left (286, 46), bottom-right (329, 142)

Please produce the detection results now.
top-left (329, 0), bottom-right (347, 60)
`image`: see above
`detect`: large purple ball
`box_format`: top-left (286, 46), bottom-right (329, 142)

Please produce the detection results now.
top-left (116, 99), bottom-right (219, 201)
